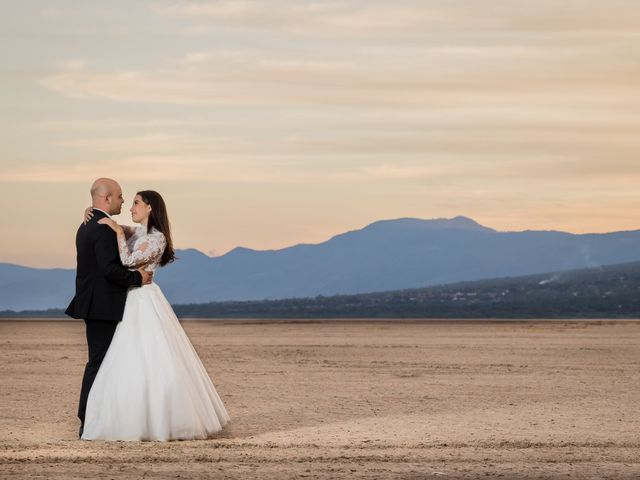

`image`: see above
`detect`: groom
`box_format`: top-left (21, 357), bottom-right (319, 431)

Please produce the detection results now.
top-left (65, 178), bottom-right (153, 439)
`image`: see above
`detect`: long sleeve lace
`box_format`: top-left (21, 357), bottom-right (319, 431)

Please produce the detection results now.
top-left (117, 229), bottom-right (166, 268)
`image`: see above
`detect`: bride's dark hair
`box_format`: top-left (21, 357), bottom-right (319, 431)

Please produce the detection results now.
top-left (137, 190), bottom-right (175, 266)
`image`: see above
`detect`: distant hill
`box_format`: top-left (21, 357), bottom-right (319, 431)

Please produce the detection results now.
top-left (0, 263), bottom-right (75, 311)
top-left (2, 216), bottom-right (640, 311)
top-left (168, 260), bottom-right (640, 318)
top-left (4, 260), bottom-right (640, 319)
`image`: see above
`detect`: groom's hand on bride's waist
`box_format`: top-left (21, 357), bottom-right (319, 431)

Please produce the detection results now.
top-left (138, 268), bottom-right (153, 285)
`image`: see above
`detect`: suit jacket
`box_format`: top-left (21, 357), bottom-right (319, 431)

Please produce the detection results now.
top-left (65, 209), bottom-right (142, 322)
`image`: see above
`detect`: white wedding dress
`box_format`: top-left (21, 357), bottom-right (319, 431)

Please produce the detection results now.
top-left (81, 224), bottom-right (230, 441)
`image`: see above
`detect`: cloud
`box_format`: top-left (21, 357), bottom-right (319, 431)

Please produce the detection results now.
top-left (0, 152), bottom-right (365, 184)
top-left (364, 157), bottom-right (640, 185)
top-left (40, 38), bottom-right (640, 109)
top-left (157, 0), bottom-right (640, 37)
top-left (42, 118), bottom-right (640, 164)
top-left (35, 119), bottom-right (193, 131)
top-left (25, 6), bottom-right (640, 188)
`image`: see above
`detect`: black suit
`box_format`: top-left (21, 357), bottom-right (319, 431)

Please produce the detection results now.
top-left (65, 209), bottom-right (142, 423)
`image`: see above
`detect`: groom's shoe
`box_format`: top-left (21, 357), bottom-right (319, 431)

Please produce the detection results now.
top-left (78, 424), bottom-right (84, 439)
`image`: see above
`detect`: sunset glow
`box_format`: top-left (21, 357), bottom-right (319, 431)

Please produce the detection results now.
top-left (2, 1), bottom-right (639, 267)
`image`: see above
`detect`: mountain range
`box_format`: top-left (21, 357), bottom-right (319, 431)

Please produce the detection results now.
top-left (2, 216), bottom-right (640, 311)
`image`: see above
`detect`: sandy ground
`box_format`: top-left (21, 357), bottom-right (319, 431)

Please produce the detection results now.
top-left (1, 319), bottom-right (639, 479)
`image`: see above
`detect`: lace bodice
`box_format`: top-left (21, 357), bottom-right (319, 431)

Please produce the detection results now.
top-left (117, 225), bottom-right (166, 273)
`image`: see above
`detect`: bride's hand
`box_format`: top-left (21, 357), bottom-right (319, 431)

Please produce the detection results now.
top-left (83, 206), bottom-right (94, 225)
top-left (98, 217), bottom-right (123, 234)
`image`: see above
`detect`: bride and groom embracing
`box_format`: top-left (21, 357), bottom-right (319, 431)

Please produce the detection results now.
top-left (65, 178), bottom-right (230, 441)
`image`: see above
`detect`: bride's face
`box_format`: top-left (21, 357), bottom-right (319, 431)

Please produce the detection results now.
top-left (130, 195), bottom-right (151, 224)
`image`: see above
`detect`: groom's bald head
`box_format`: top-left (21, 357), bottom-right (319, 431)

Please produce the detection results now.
top-left (91, 178), bottom-right (124, 215)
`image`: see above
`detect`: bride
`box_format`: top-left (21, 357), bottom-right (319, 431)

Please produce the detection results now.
top-left (80, 190), bottom-right (230, 441)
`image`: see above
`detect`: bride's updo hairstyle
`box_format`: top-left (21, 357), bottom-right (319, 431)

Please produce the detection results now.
top-left (137, 190), bottom-right (176, 266)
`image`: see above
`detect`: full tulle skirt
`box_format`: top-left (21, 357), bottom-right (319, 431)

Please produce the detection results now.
top-left (81, 282), bottom-right (230, 441)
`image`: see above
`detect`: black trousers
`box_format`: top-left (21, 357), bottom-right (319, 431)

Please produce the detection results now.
top-left (77, 320), bottom-right (118, 423)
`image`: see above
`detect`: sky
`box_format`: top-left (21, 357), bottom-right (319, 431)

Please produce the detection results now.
top-left (2, 1), bottom-right (640, 268)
